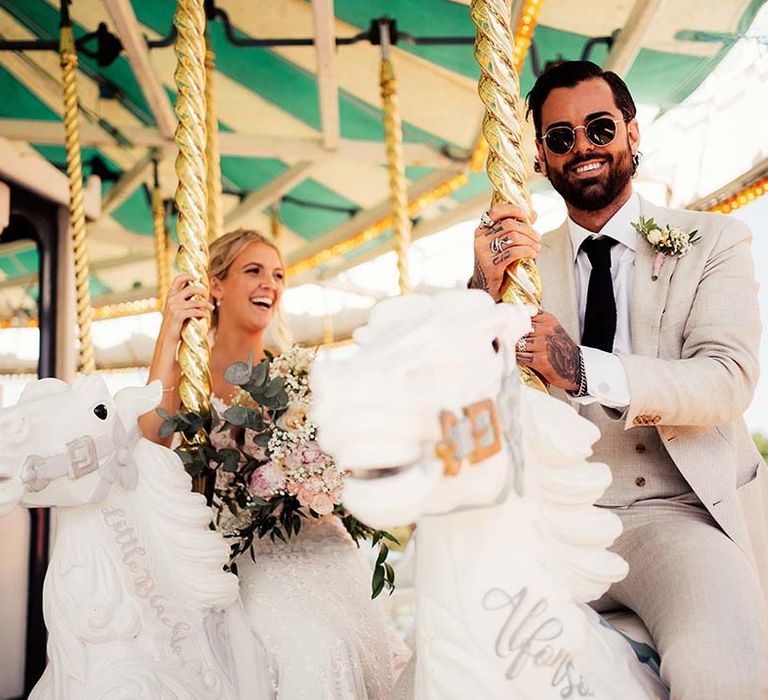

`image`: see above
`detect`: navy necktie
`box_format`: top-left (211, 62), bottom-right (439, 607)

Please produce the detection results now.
top-left (580, 236), bottom-right (618, 353)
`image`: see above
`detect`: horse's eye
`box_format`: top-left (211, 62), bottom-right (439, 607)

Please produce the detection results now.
top-left (93, 404), bottom-right (108, 420)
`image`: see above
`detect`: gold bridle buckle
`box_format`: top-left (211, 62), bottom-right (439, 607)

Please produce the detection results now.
top-left (436, 399), bottom-right (501, 476)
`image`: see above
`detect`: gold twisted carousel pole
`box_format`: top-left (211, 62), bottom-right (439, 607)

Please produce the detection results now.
top-left (471, 0), bottom-right (546, 391)
top-left (379, 21), bottom-right (412, 296)
top-left (270, 204), bottom-right (282, 244)
top-left (173, 0), bottom-right (212, 460)
top-left (205, 30), bottom-right (223, 242)
top-left (152, 159), bottom-right (171, 308)
top-left (60, 2), bottom-right (95, 374)
top-left (469, 0), bottom-right (543, 172)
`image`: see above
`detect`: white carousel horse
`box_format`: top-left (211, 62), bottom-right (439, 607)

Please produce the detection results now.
top-left (311, 290), bottom-right (669, 700)
top-left (0, 375), bottom-right (267, 699)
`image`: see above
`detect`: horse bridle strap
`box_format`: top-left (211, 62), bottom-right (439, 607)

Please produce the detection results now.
top-left (435, 398), bottom-right (502, 476)
top-left (21, 422), bottom-right (141, 496)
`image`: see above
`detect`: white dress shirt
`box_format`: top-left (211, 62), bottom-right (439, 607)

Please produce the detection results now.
top-left (567, 192), bottom-right (638, 408)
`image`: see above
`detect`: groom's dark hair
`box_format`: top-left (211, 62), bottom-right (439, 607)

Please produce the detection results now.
top-left (526, 61), bottom-right (637, 138)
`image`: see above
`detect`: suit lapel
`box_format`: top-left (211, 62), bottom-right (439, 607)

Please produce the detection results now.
top-left (538, 222), bottom-right (579, 404)
top-left (538, 222), bottom-right (579, 342)
top-left (630, 198), bottom-right (678, 356)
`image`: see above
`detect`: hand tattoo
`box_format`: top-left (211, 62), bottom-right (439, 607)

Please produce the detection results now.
top-left (471, 258), bottom-right (490, 293)
top-left (545, 325), bottom-right (579, 388)
top-left (492, 249), bottom-right (511, 266)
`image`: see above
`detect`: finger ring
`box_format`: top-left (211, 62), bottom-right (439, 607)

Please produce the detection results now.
top-left (489, 236), bottom-right (511, 255)
top-left (479, 211), bottom-right (494, 229)
top-left (516, 337), bottom-right (527, 353)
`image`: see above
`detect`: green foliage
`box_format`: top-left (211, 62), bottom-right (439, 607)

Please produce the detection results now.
top-left (753, 432), bottom-right (768, 461)
top-left (339, 509), bottom-right (399, 598)
top-left (158, 352), bottom-right (398, 598)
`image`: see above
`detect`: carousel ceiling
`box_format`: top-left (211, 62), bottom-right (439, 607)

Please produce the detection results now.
top-left (0, 0), bottom-right (764, 327)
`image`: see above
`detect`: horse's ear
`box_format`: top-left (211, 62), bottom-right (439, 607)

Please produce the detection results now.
top-left (18, 377), bottom-right (68, 404)
top-left (114, 381), bottom-right (163, 428)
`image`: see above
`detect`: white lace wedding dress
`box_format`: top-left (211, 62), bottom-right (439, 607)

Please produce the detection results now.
top-left (210, 395), bottom-right (409, 700)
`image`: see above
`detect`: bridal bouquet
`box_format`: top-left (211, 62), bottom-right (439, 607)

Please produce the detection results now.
top-left (160, 346), bottom-right (397, 597)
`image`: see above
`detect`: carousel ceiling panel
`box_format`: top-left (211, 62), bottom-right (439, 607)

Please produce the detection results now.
top-left (2, 0), bottom-right (153, 123)
top-left (232, 0), bottom-right (482, 148)
top-left (0, 0), bottom-right (763, 325)
top-left (536, 0), bottom-right (761, 57)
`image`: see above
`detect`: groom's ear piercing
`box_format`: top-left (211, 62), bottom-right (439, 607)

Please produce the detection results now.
top-left (533, 159), bottom-right (542, 173)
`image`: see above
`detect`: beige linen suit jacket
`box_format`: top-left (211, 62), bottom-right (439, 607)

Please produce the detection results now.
top-left (536, 195), bottom-right (765, 559)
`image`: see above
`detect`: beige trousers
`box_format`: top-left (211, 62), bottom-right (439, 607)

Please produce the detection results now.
top-left (593, 501), bottom-right (768, 700)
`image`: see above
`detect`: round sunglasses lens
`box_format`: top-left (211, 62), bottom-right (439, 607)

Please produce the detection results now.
top-left (586, 118), bottom-right (617, 146)
top-left (544, 128), bottom-right (574, 155)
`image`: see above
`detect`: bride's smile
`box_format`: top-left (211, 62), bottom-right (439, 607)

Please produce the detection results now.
top-left (210, 241), bottom-right (285, 333)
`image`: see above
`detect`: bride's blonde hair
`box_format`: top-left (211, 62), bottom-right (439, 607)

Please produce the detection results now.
top-left (208, 228), bottom-right (293, 351)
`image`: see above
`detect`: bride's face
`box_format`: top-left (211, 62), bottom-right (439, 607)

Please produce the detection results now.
top-left (211, 242), bottom-right (285, 332)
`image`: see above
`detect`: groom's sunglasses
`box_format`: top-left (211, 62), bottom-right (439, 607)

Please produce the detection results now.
top-left (541, 116), bottom-right (627, 156)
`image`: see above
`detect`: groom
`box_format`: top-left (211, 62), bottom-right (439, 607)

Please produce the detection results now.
top-left (471, 60), bottom-right (768, 698)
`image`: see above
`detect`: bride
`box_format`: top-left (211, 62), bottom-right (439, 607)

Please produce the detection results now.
top-left (139, 228), bottom-right (407, 699)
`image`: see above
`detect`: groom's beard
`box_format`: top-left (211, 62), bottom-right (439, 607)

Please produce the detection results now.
top-left (546, 147), bottom-right (634, 212)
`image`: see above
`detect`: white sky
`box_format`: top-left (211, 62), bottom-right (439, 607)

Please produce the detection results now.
top-left (733, 198), bottom-right (768, 432)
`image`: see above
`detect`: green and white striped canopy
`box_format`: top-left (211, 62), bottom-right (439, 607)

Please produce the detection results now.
top-left (0, 0), bottom-right (763, 322)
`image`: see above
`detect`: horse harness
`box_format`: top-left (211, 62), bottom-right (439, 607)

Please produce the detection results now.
top-left (20, 418), bottom-right (142, 502)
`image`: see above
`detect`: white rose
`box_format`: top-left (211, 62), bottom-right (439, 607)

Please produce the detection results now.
top-left (647, 229), bottom-right (663, 245)
top-left (276, 401), bottom-right (310, 432)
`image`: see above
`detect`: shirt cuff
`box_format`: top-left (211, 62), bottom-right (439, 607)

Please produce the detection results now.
top-left (572, 345), bottom-right (631, 409)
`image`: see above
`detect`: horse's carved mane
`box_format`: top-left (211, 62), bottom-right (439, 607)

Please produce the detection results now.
top-left (314, 290), bottom-right (628, 604)
top-left (2, 376), bottom-right (255, 699)
top-left (126, 438), bottom-right (237, 609)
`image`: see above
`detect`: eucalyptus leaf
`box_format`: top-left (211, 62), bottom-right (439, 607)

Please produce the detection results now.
top-left (220, 449), bottom-right (240, 472)
top-left (264, 377), bottom-right (285, 398)
top-left (252, 432), bottom-right (271, 447)
top-left (224, 361), bottom-right (252, 386)
top-left (158, 420), bottom-right (176, 440)
top-left (224, 406), bottom-right (249, 426)
top-left (251, 361), bottom-right (268, 387)
top-left (245, 412), bottom-right (265, 431)
top-left (185, 461), bottom-right (203, 477)
top-left (176, 450), bottom-right (193, 464)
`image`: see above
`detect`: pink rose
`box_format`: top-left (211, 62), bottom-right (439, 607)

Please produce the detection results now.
top-left (249, 461), bottom-right (286, 498)
top-left (308, 477), bottom-right (325, 494)
top-left (322, 466), bottom-right (342, 490)
top-left (299, 442), bottom-right (324, 467)
top-left (309, 492), bottom-right (334, 515)
top-left (294, 484), bottom-right (312, 508)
